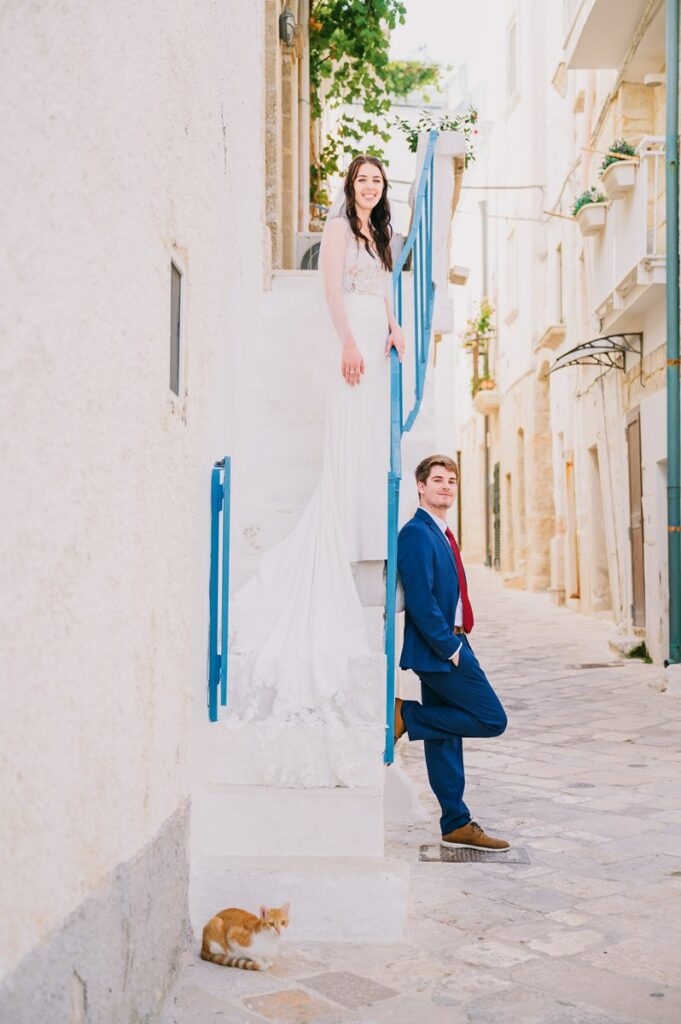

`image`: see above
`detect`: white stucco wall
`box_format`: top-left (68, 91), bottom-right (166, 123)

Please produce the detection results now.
top-left (450, 0), bottom-right (670, 659)
top-left (0, 0), bottom-right (266, 975)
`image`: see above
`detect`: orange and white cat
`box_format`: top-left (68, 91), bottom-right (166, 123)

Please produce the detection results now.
top-left (200, 903), bottom-right (290, 971)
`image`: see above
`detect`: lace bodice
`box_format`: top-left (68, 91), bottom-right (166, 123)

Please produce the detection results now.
top-left (342, 234), bottom-right (390, 298)
top-left (320, 216), bottom-right (392, 343)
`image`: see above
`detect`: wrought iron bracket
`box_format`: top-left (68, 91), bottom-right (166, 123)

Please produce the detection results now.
top-left (548, 332), bottom-right (643, 381)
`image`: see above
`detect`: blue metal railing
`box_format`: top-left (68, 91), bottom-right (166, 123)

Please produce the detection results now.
top-left (208, 456), bottom-right (231, 722)
top-left (384, 129), bottom-right (438, 765)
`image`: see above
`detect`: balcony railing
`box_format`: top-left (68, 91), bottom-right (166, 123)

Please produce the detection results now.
top-left (384, 129), bottom-right (437, 766)
top-left (592, 136), bottom-right (666, 327)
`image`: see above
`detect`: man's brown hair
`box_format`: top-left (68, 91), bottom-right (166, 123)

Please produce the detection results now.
top-left (415, 454), bottom-right (459, 486)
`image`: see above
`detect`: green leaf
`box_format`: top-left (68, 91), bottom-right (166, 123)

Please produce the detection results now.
top-left (310, 0), bottom-right (435, 203)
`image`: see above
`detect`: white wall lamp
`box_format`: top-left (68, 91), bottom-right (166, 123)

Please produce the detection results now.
top-left (279, 8), bottom-right (296, 46)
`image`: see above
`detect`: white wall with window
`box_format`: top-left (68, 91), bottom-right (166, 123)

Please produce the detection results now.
top-left (0, 2), bottom-right (268, 1019)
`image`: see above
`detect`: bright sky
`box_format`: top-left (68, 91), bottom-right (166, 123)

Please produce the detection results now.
top-left (390, 1), bottom-right (484, 65)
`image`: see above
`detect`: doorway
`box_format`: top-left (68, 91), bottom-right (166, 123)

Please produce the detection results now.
top-left (626, 410), bottom-right (645, 627)
top-left (493, 462), bottom-right (501, 570)
top-left (565, 457), bottom-right (580, 601)
top-left (587, 445), bottom-right (611, 612)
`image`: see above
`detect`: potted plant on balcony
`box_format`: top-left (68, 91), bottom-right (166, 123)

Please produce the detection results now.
top-left (394, 108), bottom-right (479, 166)
top-left (461, 298), bottom-right (494, 353)
top-left (600, 139), bottom-right (637, 200)
top-left (461, 299), bottom-right (496, 400)
top-left (471, 372), bottom-right (499, 413)
top-left (572, 186), bottom-right (607, 237)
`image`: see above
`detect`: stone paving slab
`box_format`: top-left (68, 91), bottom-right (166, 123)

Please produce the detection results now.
top-left (242, 989), bottom-right (340, 1023)
top-left (299, 972), bottom-right (396, 1009)
top-left (160, 568), bottom-right (681, 1023)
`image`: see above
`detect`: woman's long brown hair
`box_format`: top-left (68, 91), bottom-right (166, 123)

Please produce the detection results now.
top-left (343, 155), bottom-right (393, 272)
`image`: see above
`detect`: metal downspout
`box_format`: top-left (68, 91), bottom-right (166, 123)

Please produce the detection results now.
top-left (666, 0), bottom-right (681, 664)
top-left (480, 199), bottom-right (492, 567)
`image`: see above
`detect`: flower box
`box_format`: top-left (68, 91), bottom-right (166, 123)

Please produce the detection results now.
top-left (601, 159), bottom-right (637, 200)
top-left (473, 387), bottom-right (500, 415)
top-left (575, 201), bottom-right (607, 237)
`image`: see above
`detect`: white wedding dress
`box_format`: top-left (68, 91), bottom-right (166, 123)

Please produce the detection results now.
top-left (225, 218), bottom-right (393, 787)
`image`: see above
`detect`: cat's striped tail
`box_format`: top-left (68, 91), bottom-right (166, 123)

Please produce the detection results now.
top-left (200, 949), bottom-right (261, 970)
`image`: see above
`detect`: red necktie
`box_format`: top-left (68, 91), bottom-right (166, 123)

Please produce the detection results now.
top-left (445, 527), bottom-right (474, 633)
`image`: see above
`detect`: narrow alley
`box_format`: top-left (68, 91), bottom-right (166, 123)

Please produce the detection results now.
top-left (162, 567), bottom-right (681, 1024)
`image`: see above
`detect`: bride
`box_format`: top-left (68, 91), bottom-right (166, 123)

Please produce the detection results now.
top-left (227, 156), bottom-right (406, 786)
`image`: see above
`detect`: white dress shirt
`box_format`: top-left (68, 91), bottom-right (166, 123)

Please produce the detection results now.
top-left (423, 508), bottom-right (464, 627)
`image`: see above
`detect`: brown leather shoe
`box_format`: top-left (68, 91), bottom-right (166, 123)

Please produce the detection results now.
top-left (394, 697), bottom-right (407, 741)
top-left (441, 820), bottom-right (510, 851)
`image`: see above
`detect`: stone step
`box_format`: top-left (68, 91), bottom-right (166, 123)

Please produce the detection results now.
top-left (189, 854), bottom-right (409, 942)
top-left (270, 269), bottom-right (320, 291)
top-left (231, 422), bottom-right (324, 484)
top-left (199, 720), bottom-right (386, 790)
top-left (191, 784), bottom-right (385, 859)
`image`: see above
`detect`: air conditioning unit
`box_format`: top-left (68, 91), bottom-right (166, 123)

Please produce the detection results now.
top-left (296, 232), bottom-right (323, 270)
top-left (296, 230), bottom-right (406, 271)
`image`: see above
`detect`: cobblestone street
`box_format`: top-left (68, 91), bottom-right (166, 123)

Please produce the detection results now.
top-left (162, 567), bottom-right (681, 1024)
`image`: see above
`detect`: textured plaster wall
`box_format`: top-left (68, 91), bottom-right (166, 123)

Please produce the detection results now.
top-left (0, 0), bottom-right (265, 982)
top-left (0, 805), bottom-right (190, 1023)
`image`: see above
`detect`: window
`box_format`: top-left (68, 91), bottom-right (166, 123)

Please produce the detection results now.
top-left (170, 262), bottom-right (182, 396)
top-left (506, 18), bottom-right (518, 102)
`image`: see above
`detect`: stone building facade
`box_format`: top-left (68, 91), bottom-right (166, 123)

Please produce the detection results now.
top-left (450, 0), bottom-right (673, 663)
top-left (264, 0), bottom-right (312, 272)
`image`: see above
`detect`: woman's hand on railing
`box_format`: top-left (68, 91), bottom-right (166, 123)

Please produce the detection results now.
top-left (341, 335), bottom-right (365, 386)
top-left (385, 324), bottom-right (406, 363)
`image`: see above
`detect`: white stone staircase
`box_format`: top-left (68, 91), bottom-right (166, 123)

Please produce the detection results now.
top-left (190, 132), bottom-right (465, 941)
top-left (190, 271), bottom-right (408, 941)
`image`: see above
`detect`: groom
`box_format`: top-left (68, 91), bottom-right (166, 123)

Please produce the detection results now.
top-left (395, 454), bottom-right (509, 850)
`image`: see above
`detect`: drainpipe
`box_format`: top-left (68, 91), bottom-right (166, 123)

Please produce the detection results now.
top-left (666, 0), bottom-right (681, 664)
top-left (480, 198), bottom-right (492, 567)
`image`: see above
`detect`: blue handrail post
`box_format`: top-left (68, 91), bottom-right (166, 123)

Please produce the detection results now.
top-left (220, 456), bottom-right (231, 706)
top-left (208, 457), bottom-right (232, 722)
top-left (417, 222), bottom-right (421, 366)
top-left (384, 469), bottom-right (400, 765)
top-left (413, 239), bottom-right (421, 390)
top-left (384, 129), bottom-right (439, 764)
top-left (209, 465), bottom-right (222, 723)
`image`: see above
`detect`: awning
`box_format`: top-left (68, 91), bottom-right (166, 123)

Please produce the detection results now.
top-left (548, 333), bottom-right (642, 376)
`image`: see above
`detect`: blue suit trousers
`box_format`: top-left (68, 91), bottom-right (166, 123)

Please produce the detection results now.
top-left (401, 636), bottom-right (507, 836)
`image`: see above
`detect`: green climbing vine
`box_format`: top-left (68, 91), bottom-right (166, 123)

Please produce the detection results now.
top-left (309, 0), bottom-right (440, 210)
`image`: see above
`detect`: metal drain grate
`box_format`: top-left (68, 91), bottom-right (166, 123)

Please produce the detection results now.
top-left (420, 844), bottom-right (530, 864)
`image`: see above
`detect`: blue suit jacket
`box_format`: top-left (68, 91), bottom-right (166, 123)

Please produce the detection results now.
top-left (397, 507), bottom-right (462, 673)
